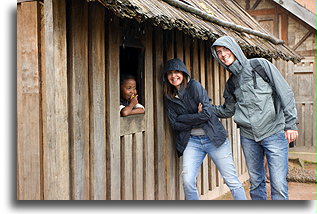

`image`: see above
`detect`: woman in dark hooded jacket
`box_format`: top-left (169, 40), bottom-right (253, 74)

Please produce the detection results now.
top-left (162, 58), bottom-right (246, 200)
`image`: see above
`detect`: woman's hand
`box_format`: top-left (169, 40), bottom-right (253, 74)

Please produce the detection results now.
top-left (198, 103), bottom-right (202, 113)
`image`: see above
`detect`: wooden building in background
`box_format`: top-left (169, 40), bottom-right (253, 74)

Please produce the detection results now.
top-left (17, 0), bottom-right (301, 200)
top-left (235, 0), bottom-right (316, 161)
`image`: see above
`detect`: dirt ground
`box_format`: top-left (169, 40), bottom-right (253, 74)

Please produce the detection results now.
top-left (216, 161), bottom-right (316, 200)
top-left (216, 181), bottom-right (316, 200)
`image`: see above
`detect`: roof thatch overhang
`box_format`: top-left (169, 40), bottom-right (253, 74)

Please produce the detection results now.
top-left (94, 0), bottom-right (302, 63)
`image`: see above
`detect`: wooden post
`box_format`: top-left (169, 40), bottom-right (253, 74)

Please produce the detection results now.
top-left (153, 28), bottom-right (167, 200)
top-left (143, 24), bottom-right (155, 200)
top-left (68, 0), bottom-right (90, 200)
top-left (88, 2), bottom-right (106, 200)
top-left (165, 30), bottom-right (176, 200)
top-left (192, 39), bottom-right (199, 81)
top-left (133, 132), bottom-right (144, 200)
top-left (17, 1), bottom-right (42, 200)
top-left (199, 40), bottom-right (209, 196)
top-left (105, 13), bottom-right (121, 200)
top-left (42, 0), bottom-right (69, 200)
top-left (175, 30), bottom-right (184, 200)
top-left (184, 35), bottom-right (191, 75)
top-left (121, 135), bottom-right (133, 200)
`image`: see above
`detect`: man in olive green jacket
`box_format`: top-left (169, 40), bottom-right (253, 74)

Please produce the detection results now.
top-left (210, 36), bottom-right (298, 200)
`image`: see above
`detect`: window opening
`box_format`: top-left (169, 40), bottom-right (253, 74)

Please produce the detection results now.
top-left (120, 46), bottom-right (145, 106)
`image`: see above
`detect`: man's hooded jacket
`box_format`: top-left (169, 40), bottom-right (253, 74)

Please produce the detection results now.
top-left (210, 36), bottom-right (297, 141)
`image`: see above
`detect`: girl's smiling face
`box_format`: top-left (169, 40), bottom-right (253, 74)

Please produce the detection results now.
top-left (167, 70), bottom-right (184, 90)
top-left (215, 46), bottom-right (236, 66)
top-left (120, 78), bottom-right (137, 101)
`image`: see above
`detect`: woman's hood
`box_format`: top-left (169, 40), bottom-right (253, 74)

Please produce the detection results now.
top-left (163, 58), bottom-right (190, 82)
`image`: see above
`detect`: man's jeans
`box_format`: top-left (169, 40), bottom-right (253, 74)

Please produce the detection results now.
top-left (241, 131), bottom-right (289, 200)
top-left (182, 136), bottom-right (246, 200)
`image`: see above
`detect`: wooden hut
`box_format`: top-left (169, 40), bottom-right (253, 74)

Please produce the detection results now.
top-left (235, 0), bottom-right (316, 161)
top-left (17, 0), bottom-right (301, 200)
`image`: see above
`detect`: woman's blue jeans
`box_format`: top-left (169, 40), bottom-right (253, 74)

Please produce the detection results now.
top-left (182, 136), bottom-right (246, 200)
top-left (240, 131), bottom-right (289, 200)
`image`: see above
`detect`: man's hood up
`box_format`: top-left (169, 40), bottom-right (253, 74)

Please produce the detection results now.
top-left (211, 36), bottom-right (248, 73)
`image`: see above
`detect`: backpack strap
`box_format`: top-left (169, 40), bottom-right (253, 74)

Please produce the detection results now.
top-left (228, 59), bottom-right (272, 95)
top-left (250, 59), bottom-right (271, 89)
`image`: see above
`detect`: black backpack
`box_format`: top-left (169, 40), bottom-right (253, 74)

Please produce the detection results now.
top-left (227, 58), bottom-right (274, 100)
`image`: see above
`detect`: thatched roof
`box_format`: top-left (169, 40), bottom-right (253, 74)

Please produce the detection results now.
top-left (96, 0), bottom-right (302, 63)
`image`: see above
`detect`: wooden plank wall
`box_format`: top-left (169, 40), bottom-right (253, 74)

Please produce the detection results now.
top-left (275, 59), bottom-right (316, 149)
top-left (105, 12), bottom-right (121, 200)
top-left (17, 1), bottom-right (42, 200)
top-left (68, 0), bottom-right (90, 200)
top-left (42, 0), bottom-right (69, 200)
top-left (17, 0), bottom-right (249, 200)
top-left (88, 3), bottom-right (106, 200)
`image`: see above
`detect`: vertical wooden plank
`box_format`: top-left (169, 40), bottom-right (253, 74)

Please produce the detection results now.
top-left (165, 31), bottom-right (176, 200)
top-left (304, 104), bottom-right (313, 147)
top-left (232, 122), bottom-right (239, 173)
top-left (236, 124), bottom-right (242, 175)
top-left (280, 14), bottom-right (288, 44)
top-left (205, 42), bottom-right (215, 191)
top-left (184, 35), bottom-right (191, 75)
top-left (199, 41), bottom-right (209, 196)
top-left (201, 157), bottom-right (209, 195)
top-left (199, 40), bottom-right (206, 88)
top-left (105, 13), bottom-right (121, 200)
top-left (213, 58), bottom-right (224, 188)
top-left (153, 28), bottom-right (167, 200)
top-left (192, 39), bottom-right (199, 81)
top-left (88, 2), bottom-right (106, 200)
top-left (17, 1), bottom-right (42, 200)
top-left (17, 1), bottom-right (22, 200)
top-left (134, 132), bottom-right (144, 200)
top-left (312, 60), bottom-right (316, 147)
top-left (175, 30), bottom-right (184, 200)
top-left (68, 0), bottom-right (89, 200)
top-left (143, 24), bottom-right (155, 200)
top-left (121, 135), bottom-right (133, 200)
top-left (211, 160), bottom-right (217, 190)
top-left (175, 31), bottom-right (184, 61)
top-left (296, 103), bottom-right (304, 146)
top-left (205, 41), bottom-right (214, 103)
top-left (209, 58), bottom-right (218, 190)
top-left (165, 30), bottom-right (176, 200)
top-left (213, 59), bottom-right (220, 105)
top-left (192, 37), bottom-right (203, 196)
top-left (42, 0), bottom-right (69, 200)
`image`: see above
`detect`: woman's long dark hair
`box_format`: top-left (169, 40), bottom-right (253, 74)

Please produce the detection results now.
top-left (163, 71), bottom-right (188, 99)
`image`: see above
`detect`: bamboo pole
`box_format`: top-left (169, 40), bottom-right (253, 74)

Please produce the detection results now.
top-left (162, 0), bottom-right (284, 45)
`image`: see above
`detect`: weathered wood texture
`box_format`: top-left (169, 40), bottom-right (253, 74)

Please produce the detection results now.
top-left (17, 1), bottom-right (42, 200)
top-left (153, 28), bottom-right (167, 200)
top-left (143, 24), bottom-right (155, 200)
top-left (68, 0), bottom-right (90, 200)
top-left (17, 0), bottom-right (250, 200)
top-left (42, 0), bottom-right (69, 199)
top-left (88, 3), bottom-right (106, 200)
top-left (274, 58), bottom-right (316, 149)
top-left (105, 12), bottom-right (121, 200)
